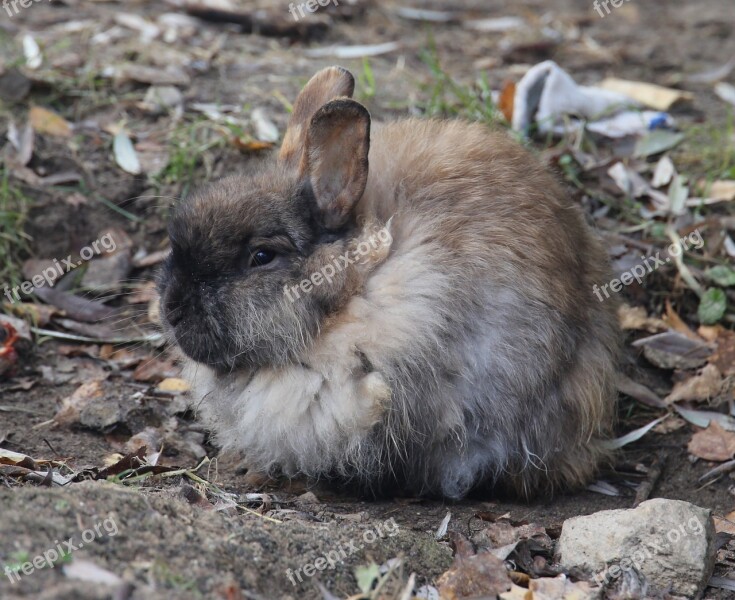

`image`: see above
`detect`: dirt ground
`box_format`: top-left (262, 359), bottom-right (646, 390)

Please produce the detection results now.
top-left (1, 0), bottom-right (735, 598)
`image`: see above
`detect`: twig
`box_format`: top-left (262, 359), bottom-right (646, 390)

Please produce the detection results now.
top-left (31, 327), bottom-right (163, 345)
top-left (633, 451), bottom-right (666, 507)
top-left (699, 458), bottom-right (735, 483)
top-left (666, 226), bottom-right (704, 298)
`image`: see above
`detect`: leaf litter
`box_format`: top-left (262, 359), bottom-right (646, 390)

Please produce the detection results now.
top-left (1, 0), bottom-right (735, 598)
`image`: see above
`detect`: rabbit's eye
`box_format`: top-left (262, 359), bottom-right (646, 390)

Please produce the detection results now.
top-left (249, 249), bottom-right (276, 267)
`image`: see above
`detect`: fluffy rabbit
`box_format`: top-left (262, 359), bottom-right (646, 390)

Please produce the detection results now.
top-left (159, 66), bottom-right (620, 499)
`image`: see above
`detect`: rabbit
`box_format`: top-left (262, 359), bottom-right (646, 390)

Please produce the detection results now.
top-left (158, 66), bottom-right (620, 500)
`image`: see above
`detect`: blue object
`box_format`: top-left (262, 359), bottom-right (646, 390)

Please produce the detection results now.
top-left (648, 113), bottom-right (670, 130)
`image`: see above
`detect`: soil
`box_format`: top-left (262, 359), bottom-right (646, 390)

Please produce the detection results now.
top-left (1, 0), bottom-right (734, 599)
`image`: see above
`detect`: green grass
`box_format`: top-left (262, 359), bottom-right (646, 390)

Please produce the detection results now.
top-left (356, 58), bottom-right (377, 102)
top-left (155, 117), bottom-right (226, 199)
top-left (417, 37), bottom-right (501, 127)
top-left (0, 167), bottom-right (32, 291)
top-left (676, 112), bottom-right (735, 183)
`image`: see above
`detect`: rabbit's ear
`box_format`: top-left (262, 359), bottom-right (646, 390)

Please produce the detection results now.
top-left (279, 66), bottom-right (355, 167)
top-left (300, 99), bottom-right (370, 230)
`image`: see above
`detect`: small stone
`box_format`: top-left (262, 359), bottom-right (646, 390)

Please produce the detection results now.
top-left (556, 498), bottom-right (715, 598)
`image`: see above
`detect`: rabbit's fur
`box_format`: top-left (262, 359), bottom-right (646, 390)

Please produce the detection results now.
top-left (159, 67), bottom-right (620, 499)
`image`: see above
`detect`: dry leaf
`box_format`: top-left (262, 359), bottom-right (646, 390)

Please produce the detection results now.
top-left (709, 180), bottom-right (735, 201)
top-left (632, 331), bottom-right (712, 370)
top-left (618, 304), bottom-right (666, 332)
top-left (598, 78), bottom-right (693, 110)
top-left (437, 552), bottom-right (512, 599)
top-left (714, 512), bottom-right (735, 535)
top-left (665, 364), bottom-right (723, 404)
top-left (113, 131), bottom-right (142, 175)
top-left (499, 81), bottom-right (516, 123)
top-left (63, 560), bottom-right (122, 586)
top-left (617, 374), bottom-right (666, 408)
top-left (29, 106), bottom-right (72, 138)
top-left (157, 378), bottom-right (190, 393)
top-left (688, 421), bottom-right (735, 462)
top-left (663, 300), bottom-right (702, 341)
top-left (653, 416), bottom-right (687, 434)
top-left (54, 380), bottom-right (105, 425)
top-left (709, 328), bottom-right (735, 376)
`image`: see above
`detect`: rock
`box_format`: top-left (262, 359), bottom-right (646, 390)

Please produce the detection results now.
top-left (529, 574), bottom-right (601, 599)
top-left (556, 498), bottom-right (715, 598)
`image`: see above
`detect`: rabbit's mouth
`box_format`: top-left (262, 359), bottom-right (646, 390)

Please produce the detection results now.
top-left (168, 313), bottom-right (239, 373)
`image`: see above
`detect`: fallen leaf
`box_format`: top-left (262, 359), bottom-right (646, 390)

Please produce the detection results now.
top-left (688, 421), bottom-right (735, 462)
top-left (709, 328), bottom-right (735, 376)
top-left (676, 406), bottom-right (735, 432)
top-left (113, 131), bottom-right (142, 175)
top-left (651, 155), bottom-right (676, 188)
top-left (22, 34), bottom-right (42, 70)
top-left (665, 364), bottom-right (723, 404)
top-left (437, 552), bottom-right (512, 599)
top-left (617, 374), bottom-right (666, 408)
top-left (633, 130), bottom-right (685, 159)
top-left (304, 42), bottom-right (401, 59)
top-left (653, 415), bottom-right (687, 434)
top-left (663, 300), bottom-right (702, 341)
top-left (156, 378), bottom-right (190, 393)
top-left (709, 180), bottom-right (735, 201)
top-left (63, 560), bottom-right (122, 586)
top-left (715, 82), bottom-right (735, 107)
top-left (232, 137), bottom-right (274, 152)
top-left (632, 331), bottom-right (712, 370)
top-left (603, 416), bottom-right (668, 450)
top-left (355, 563), bottom-right (380, 595)
top-left (599, 78), bottom-right (693, 110)
top-left (251, 107), bottom-right (279, 143)
top-left (698, 288), bottom-right (727, 325)
top-left (714, 511), bottom-right (735, 535)
top-left (707, 266), bottom-right (735, 287)
top-left (54, 380), bottom-right (105, 425)
top-left (498, 81), bottom-right (516, 123)
top-left (29, 106), bottom-right (72, 138)
top-left (7, 121), bottom-right (34, 166)
top-left (133, 358), bottom-right (180, 383)
top-left (110, 64), bottom-right (191, 87)
top-left (618, 304), bottom-right (667, 332)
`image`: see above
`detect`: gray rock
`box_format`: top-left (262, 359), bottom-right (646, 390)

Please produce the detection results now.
top-left (556, 498), bottom-right (715, 599)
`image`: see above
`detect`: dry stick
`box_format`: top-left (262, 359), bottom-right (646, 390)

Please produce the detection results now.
top-left (633, 451), bottom-right (667, 507)
top-left (699, 458), bottom-right (735, 483)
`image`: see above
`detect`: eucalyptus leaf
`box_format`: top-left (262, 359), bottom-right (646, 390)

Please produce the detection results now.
top-left (113, 132), bottom-right (141, 175)
top-left (633, 130), bottom-right (685, 158)
top-left (602, 415), bottom-right (667, 450)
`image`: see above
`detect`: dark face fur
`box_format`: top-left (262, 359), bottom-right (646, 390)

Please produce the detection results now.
top-left (159, 68), bottom-right (372, 373)
top-left (159, 170), bottom-right (334, 372)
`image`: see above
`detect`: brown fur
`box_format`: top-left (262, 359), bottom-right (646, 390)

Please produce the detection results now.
top-left (159, 67), bottom-right (620, 499)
